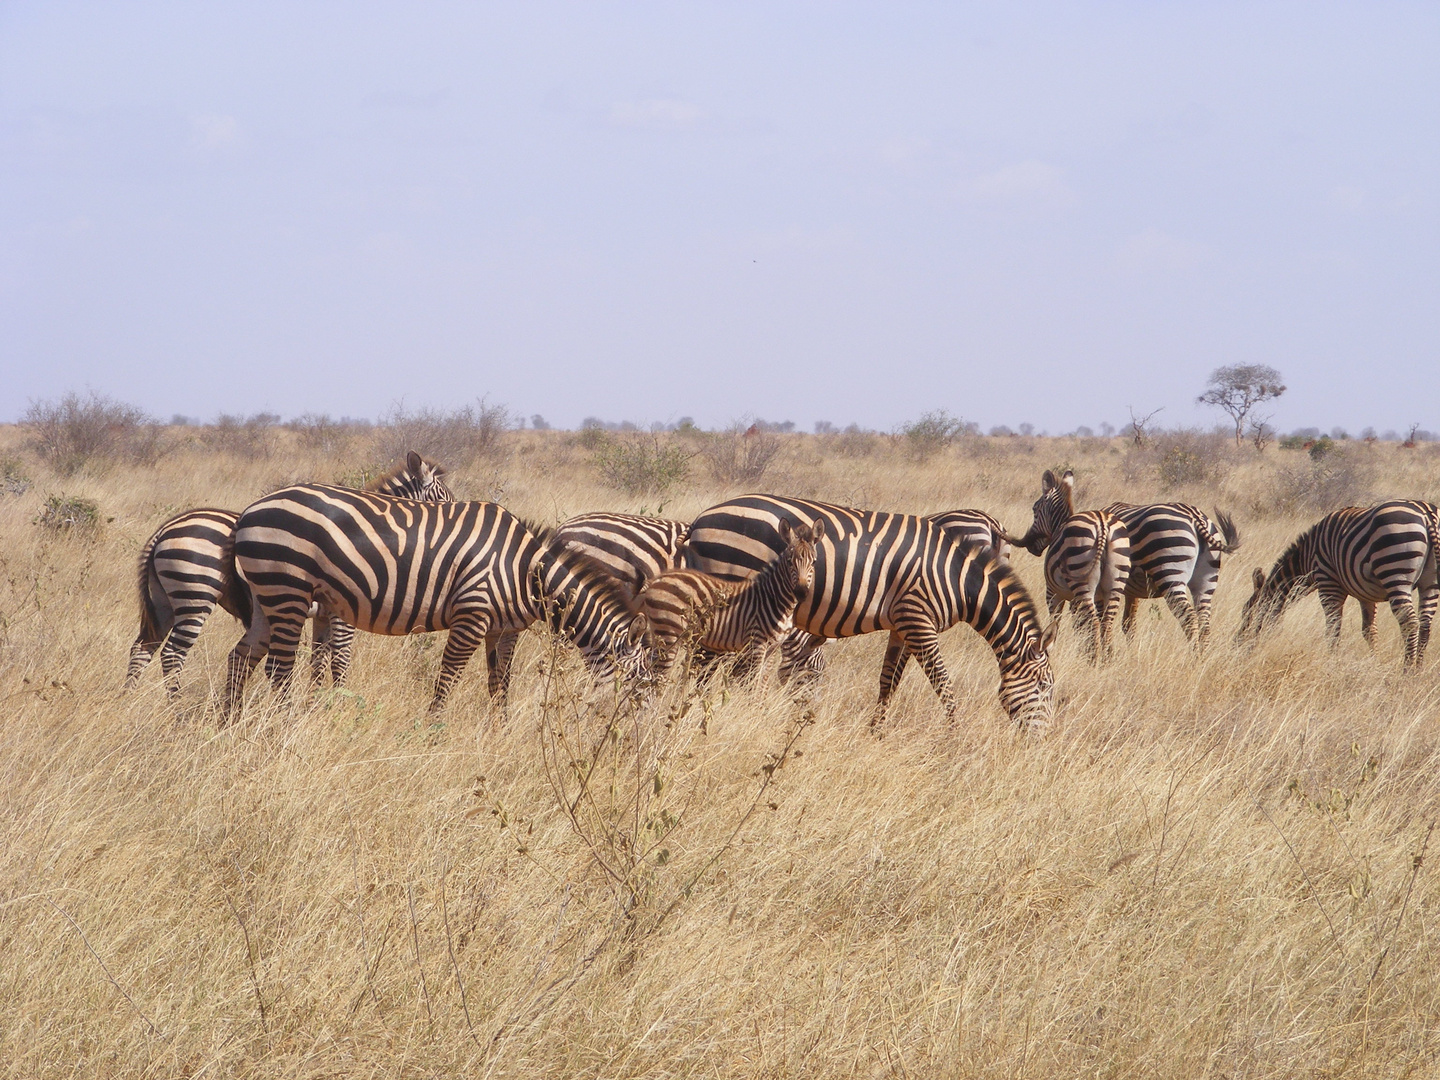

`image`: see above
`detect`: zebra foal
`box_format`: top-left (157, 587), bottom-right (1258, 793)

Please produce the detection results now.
top-left (1011, 470), bottom-right (1131, 663)
top-left (1237, 500), bottom-right (1440, 666)
top-left (635, 517), bottom-right (823, 679)
top-left (126, 451), bottom-right (452, 695)
top-left (686, 496), bottom-right (1056, 732)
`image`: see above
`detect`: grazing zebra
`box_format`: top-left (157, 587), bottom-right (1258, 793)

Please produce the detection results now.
top-left (774, 506), bottom-right (1011, 687)
top-left (1010, 470), bottom-right (1132, 662)
top-left (223, 487), bottom-right (646, 719)
top-left (927, 508), bottom-right (1012, 562)
top-left (126, 451), bottom-right (453, 695)
top-left (685, 496), bottom-right (1056, 732)
top-left (1099, 502), bottom-right (1240, 650)
top-left (553, 512), bottom-right (689, 590)
top-left (1237, 500), bottom-right (1440, 667)
top-left (635, 517), bottom-right (823, 679)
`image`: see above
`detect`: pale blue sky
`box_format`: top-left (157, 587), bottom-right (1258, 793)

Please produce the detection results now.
top-left (2, 2), bottom-right (1436, 432)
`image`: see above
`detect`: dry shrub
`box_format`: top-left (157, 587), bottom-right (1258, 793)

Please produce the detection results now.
top-left (1123, 429), bottom-right (1232, 490)
top-left (22, 391), bottom-right (164, 475)
top-left (900, 410), bottom-right (976, 462)
top-left (592, 432), bottom-right (691, 497)
top-left (1266, 445), bottom-right (1375, 515)
top-left (289, 413), bottom-right (371, 455)
top-left (373, 399), bottom-right (511, 467)
top-left (1, 457), bottom-right (31, 496)
top-left (199, 412), bottom-right (282, 460)
top-left (832, 423), bottom-right (880, 458)
top-left (702, 422), bottom-right (782, 485)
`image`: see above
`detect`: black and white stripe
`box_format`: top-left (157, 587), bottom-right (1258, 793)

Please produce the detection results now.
top-left (686, 495), bottom-right (1055, 731)
top-left (1011, 470), bottom-right (1132, 662)
top-left (1238, 500), bottom-right (1440, 666)
top-left (635, 517), bottom-right (822, 678)
top-left (553, 512), bottom-right (689, 590)
top-left (224, 487), bottom-right (645, 717)
top-left (1100, 502), bottom-right (1239, 649)
top-left (126, 451), bottom-right (453, 695)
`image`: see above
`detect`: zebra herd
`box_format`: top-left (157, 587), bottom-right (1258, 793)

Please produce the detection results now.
top-left (126, 455), bottom-right (1440, 734)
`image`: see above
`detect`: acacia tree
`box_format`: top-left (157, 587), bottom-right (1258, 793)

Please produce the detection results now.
top-left (1198, 364), bottom-right (1286, 447)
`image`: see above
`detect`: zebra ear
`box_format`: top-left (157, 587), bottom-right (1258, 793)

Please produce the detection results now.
top-left (810, 516), bottom-right (825, 541)
top-left (1252, 567), bottom-right (1266, 593)
top-left (778, 518), bottom-right (793, 543)
top-left (1041, 470), bottom-right (1057, 491)
top-left (406, 450), bottom-right (423, 476)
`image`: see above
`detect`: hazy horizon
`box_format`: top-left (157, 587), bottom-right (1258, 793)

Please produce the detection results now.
top-left (3, 3), bottom-right (1436, 433)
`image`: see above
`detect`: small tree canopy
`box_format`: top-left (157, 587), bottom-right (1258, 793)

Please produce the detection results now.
top-left (1198, 364), bottom-right (1286, 446)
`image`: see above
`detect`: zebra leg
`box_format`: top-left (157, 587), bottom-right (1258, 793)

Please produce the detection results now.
top-left (156, 601), bottom-right (222, 697)
top-left (431, 613), bottom-right (491, 711)
top-left (262, 612), bottom-right (308, 697)
top-left (1162, 586), bottom-right (1201, 646)
top-left (223, 607), bottom-right (272, 724)
top-left (126, 637), bottom-right (162, 690)
top-left (1070, 594), bottom-right (1100, 663)
top-left (873, 632), bottom-right (911, 732)
top-left (484, 630), bottom-right (520, 707)
top-left (898, 621), bottom-right (957, 722)
top-left (329, 621), bottom-right (358, 684)
top-left (1194, 589), bottom-right (1216, 654)
top-left (1359, 602), bottom-right (1377, 649)
top-left (310, 611), bottom-right (334, 686)
top-left (1386, 591), bottom-right (1422, 667)
top-left (1317, 586), bottom-right (1347, 649)
top-left (1418, 580), bottom-right (1438, 665)
top-left (1120, 594), bottom-right (1140, 639)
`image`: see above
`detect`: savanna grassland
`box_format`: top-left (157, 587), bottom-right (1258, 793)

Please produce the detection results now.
top-left (3, 420), bottom-right (1440, 1078)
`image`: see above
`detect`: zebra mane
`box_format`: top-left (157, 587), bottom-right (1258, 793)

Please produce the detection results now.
top-left (1265, 522), bottom-right (1320, 593)
top-left (534, 532), bottom-right (641, 610)
top-left (986, 551), bottom-right (1045, 638)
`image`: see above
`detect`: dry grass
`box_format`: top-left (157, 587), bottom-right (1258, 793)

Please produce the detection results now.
top-left (3, 426), bottom-right (1440, 1078)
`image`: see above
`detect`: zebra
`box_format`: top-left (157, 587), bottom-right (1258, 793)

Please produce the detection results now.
top-left (1236, 500), bottom-right (1440, 667)
top-left (634, 516), bottom-right (823, 679)
top-left (774, 506), bottom-right (1011, 687)
top-left (1009, 470), bottom-right (1132, 662)
top-left (553, 512), bottom-right (689, 590)
top-left (685, 496), bottom-right (1056, 732)
top-left (223, 486), bottom-right (647, 719)
top-left (1099, 502), bottom-right (1240, 650)
top-left (126, 451), bottom-right (453, 695)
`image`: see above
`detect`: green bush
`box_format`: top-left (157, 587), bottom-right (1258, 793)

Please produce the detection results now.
top-left (34, 494), bottom-right (104, 532)
top-left (593, 434), bottom-right (692, 496)
top-left (1, 457), bottom-right (31, 496)
top-left (901, 410), bottom-right (975, 461)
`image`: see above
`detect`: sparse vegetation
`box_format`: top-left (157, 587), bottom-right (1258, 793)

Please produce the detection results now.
top-left (199, 412), bottom-right (282, 459)
top-left (2, 423), bottom-right (1440, 1077)
top-left (1198, 363), bottom-right (1287, 446)
top-left (23, 391), bottom-right (163, 474)
top-left (33, 493), bottom-right (103, 531)
top-left (373, 398), bottom-right (512, 466)
top-left (592, 432), bottom-right (692, 496)
top-left (900, 409), bottom-right (976, 461)
top-left (701, 421), bottom-right (782, 484)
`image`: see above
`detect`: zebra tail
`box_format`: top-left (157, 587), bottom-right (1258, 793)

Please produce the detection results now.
top-left (219, 530), bottom-right (253, 628)
top-left (136, 536), bottom-right (173, 642)
top-left (1210, 509), bottom-right (1241, 553)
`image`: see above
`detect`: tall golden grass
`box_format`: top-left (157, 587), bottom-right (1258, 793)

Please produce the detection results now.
top-left (3, 425), bottom-right (1440, 1077)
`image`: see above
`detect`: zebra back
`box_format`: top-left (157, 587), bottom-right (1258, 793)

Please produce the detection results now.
top-left (686, 494), bottom-right (1053, 727)
top-left (1100, 502), bottom-right (1238, 599)
top-left (553, 512), bottom-right (689, 590)
top-left (926, 508), bottom-right (1011, 561)
top-left (1240, 500), bottom-right (1436, 638)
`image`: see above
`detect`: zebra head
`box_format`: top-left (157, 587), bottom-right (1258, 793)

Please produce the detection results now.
top-left (1235, 566), bottom-right (1274, 643)
top-left (369, 450), bottom-right (454, 502)
top-left (1010, 469), bottom-right (1075, 556)
top-left (777, 516), bottom-right (825, 601)
top-left (999, 620), bottom-right (1058, 734)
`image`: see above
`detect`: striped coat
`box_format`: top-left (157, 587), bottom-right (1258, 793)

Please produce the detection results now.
top-left (224, 487), bottom-right (645, 718)
top-left (554, 512), bottom-right (689, 591)
top-left (1238, 500), bottom-right (1440, 666)
top-left (126, 451), bottom-right (452, 695)
top-left (1011, 470), bottom-right (1131, 662)
top-left (1100, 502), bottom-right (1239, 650)
top-left (636, 517), bottom-right (822, 678)
top-left (686, 496), bottom-right (1055, 732)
